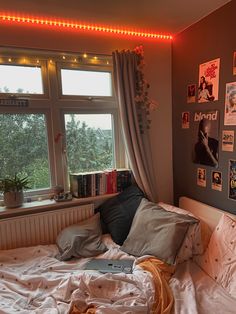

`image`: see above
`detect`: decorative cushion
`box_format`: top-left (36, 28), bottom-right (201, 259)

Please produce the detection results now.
top-left (121, 198), bottom-right (199, 265)
top-left (95, 185), bottom-right (144, 245)
top-left (195, 214), bottom-right (236, 297)
top-left (158, 202), bottom-right (207, 264)
top-left (56, 213), bottom-right (107, 261)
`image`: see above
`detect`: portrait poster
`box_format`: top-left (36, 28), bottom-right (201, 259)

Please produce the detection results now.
top-left (182, 111), bottom-right (190, 129)
top-left (222, 130), bottom-right (234, 152)
top-left (212, 171), bottom-right (222, 191)
top-left (233, 52), bottom-right (236, 75)
top-left (198, 58), bottom-right (220, 103)
top-left (228, 159), bottom-right (236, 201)
top-left (224, 82), bottom-right (236, 125)
top-left (193, 110), bottom-right (219, 168)
top-left (197, 168), bottom-right (206, 187)
top-left (187, 84), bottom-right (196, 103)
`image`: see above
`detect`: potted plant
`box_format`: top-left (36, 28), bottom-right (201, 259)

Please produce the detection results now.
top-left (0, 174), bottom-right (31, 208)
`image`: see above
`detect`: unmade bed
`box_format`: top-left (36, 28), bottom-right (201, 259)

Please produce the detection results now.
top-left (0, 193), bottom-right (235, 313)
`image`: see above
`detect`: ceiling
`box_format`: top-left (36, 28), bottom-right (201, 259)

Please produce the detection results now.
top-left (0, 0), bottom-right (231, 35)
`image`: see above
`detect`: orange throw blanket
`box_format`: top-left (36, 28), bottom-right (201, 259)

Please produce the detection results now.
top-left (138, 257), bottom-right (175, 314)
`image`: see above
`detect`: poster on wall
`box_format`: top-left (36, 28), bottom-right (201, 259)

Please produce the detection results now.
top-left (198, 58), bottom-right (220, 103)
top-left (181, 112), bottom-right (190, 129)
top-left (197, 168), bottom-right (206, 187)
top-left (233, 52), bottom-right (236, 75)
top-left (228, 159), bottom-right (236, 201)
top-left (212, 171), bottom-right (222, 191)
top-left (224, 82), bottom-right (236, 125)
top-left (187, 84), bottom-right (196, 103)
top-left (193, 110), bottom-right (219, 168)
top-left (222, 130), bottom-right (234, 152)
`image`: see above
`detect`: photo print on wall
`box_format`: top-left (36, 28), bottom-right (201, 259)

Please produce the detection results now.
top-left (222, 130), bottom-right (234, 152)
top-left (193, 110), bottom-right (219, 168)
top-left (187, 84), bottom-right (196, 103)
top-left (212, 170), bottom-right (222, 191)
top-left (229, 159), bottom-right (236, 201)
top-left (197, 168), bottom-right (206, 187)
top-left (224, 82), bottom-right (236, 125)
top-left (182, 111), bottom-right (190, 129)
top-left (198, 58), bottom-right (220, 103)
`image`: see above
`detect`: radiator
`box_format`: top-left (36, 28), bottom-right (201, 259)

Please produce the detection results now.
top-left (0, 204), bottom-right (94, 250)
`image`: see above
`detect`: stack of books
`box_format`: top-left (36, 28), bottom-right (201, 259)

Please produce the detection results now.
top-left (70, 169), bottom-right (132, 198)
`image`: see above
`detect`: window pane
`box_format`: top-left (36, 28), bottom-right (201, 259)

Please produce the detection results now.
top-left (65, 114), bottom-right (114, 173)
top-left (0, 65), bottom-right (43, 94)
top-left (0, 114), bottom-right (51, 190)
top-left (61, 69), bottom-right (112, 96)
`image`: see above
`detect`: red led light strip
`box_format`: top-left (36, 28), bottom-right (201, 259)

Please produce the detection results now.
top-left (0, 14), bottom-right (173, 40)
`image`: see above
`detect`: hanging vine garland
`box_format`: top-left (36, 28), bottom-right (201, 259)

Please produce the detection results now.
top-left (134, 45), bottom-right (158, 133)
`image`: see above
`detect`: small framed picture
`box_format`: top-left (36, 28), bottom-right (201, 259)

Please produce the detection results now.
top-left (212, 171), bottom-right (222, 191)
top-left (182, 111), bottom-right (190, 129)
top-left (187, 84), bottom-right (196, 103)
top-left (197, 168), bottom-right (206, 187)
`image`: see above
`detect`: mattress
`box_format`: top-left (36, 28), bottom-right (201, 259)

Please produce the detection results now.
top-left (169, 260), bottom-right (236, 314)
top-left (0, 234), bottom-right (155, 314)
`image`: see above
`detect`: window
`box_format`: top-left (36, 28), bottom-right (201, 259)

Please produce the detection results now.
top-left (0, 113), bottom-right (51, 190)
top-left (64, 113), bottom-right (114, 173)
top-left (60, 69), bottom-right (112, 96)
top-left (0, 49), bottom-right (124, 199)
top-left (0, 65), bottom-right (43, 94)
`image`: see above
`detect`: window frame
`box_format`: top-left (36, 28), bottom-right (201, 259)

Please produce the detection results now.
top-left (56, 62), bottom-right (115, 102)
top-left (0, 48), bottom-right (126, 201)
top-left (0, 59), bottom-right (49, 99)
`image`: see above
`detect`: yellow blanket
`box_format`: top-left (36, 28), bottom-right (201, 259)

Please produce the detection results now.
top-left (138, 257), bottom-right (175, 314)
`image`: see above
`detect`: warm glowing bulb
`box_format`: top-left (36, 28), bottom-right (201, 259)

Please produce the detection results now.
top-left (62, 55), bottom-right (66, 60)
top-left (74, 58), bottom-right (77, 62)
top-left (36, 60), bottom-right (40, 64)
top-left (83, 53), bottom-right (87, 58)
top-left (8, 58), bottom-right (12, 62)
top-left (49, 59), bottom-right (53, 64)
top-left (106, 61), bottom-right (109, 65)
top-left (94, 56), bottom-right (97, 60)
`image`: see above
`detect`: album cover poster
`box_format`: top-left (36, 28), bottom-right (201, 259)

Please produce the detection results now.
top-left (182, 112), bottom-right (190, 129)
top-left (187, 84), bottom-right (196, 103)
top-left (222, 130), bottom-right (234, 152)
top-left (192, 110), bottom-right (219, 168)
top-left (229, 159), bottom-right (236, 201)
top-left (224, 82), bottom-right (236, 125)
top-left (212, 171), bottom-right (222, 191)
top-left (197, 168), bottom-right (206, 187)
top-left (233, 52), bottom-right (236, 75)
top-left (198, 58), bottom-right (220, 103)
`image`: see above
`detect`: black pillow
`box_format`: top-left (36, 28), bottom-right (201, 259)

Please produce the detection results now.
top-left (95, 185), bottom-right (144, 245)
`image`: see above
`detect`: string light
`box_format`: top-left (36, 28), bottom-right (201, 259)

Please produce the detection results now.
top-left (0, 14), bottom-right (173, 41)
top-left (8, 58), bottom-right (12, 62)
top-left (83, 53), bottom-right (87, 58)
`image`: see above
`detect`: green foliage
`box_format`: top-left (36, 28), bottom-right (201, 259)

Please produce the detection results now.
top-left (0, 113), bottom-right (114, 190)
top-left (0, 174), bottom-right (31, 193)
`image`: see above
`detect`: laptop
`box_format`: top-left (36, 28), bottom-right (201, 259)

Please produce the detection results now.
top-left (84, 259), bottom-right (134, 274)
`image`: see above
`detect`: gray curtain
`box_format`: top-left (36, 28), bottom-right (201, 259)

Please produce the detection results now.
top-left (112, 49), bottom-right (157, 202)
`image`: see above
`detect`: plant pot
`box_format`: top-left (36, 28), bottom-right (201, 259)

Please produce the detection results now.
top-left (4, 191), bottom-right (24, 208)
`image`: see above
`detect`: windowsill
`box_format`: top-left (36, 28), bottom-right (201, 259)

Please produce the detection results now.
top-left (0, 193), bottom-right (117, 219)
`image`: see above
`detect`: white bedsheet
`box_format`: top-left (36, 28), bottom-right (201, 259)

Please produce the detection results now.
top-left (0, 235), bottom-right (155, 314)
top-left (169, 260), bottom-right (236, 314)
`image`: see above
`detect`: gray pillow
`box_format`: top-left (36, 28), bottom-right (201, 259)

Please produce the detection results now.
top-left (121, 198), bottom-right (199, 265)
top-left (56, 213), bottom-right (107, 261)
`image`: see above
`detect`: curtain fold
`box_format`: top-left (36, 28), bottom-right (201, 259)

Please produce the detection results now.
top-left (112, 49), bottom-right (157, 202)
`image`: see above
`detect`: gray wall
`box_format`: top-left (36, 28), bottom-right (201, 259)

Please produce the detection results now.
top-left (172, 1), bottom-right (236, 214)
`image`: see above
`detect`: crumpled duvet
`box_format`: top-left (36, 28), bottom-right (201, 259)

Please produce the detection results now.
top-left (0, 235), bottom-right (157, 314)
